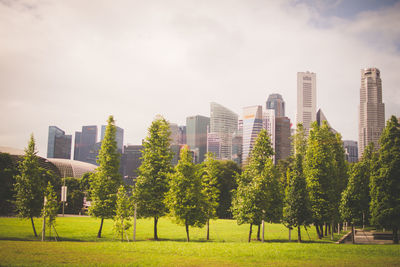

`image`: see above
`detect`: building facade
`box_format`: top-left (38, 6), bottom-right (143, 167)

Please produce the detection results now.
top-left (266, 93), bottom-right (285, 117)
top-left (47, 126), bottom-right (72, 159)
top-left (297, 71), bottom-right (316, 134)
top-left (121, 145), bottom-right (143, 185)
top-left (242, 105), bottom-right (263, 164)
top-left (101, 125), bottom-right (124, 154)
top-left (359, 68), bottom-right (385, 159)
top-left (207, 132), bottom-right (221, 159)
top-left (186, 115), bottom-right (210, 163)
top-left (74, 125), bottom-right (98, 163)
top-left (343, 140), bottom-right (358, 163)
top-left (209, 102), bottom-right (238, 160)
top-left (275, 117), bottom-right (291, 162)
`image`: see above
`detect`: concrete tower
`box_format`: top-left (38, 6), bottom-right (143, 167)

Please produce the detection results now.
top-left (297, 71), bottom-right (316, 134)
top-left (359, 68), bottom-right (385, 159)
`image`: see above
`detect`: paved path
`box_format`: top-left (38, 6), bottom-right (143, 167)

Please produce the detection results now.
top-left (344, 230), bottom-right (393, 244)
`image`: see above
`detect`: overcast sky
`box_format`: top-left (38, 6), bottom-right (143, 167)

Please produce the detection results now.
top-left (1, 0), bottom-right (399, 157)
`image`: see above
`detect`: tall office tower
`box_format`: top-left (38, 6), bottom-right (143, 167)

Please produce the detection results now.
top-left (73, 131), bottom-right (81, 160)
top-left (359, 68), bottom-right (385, 159)
top-left (266, 93), bottom-right (285, 117)
top-left (242, 105), bottom-right (263, 164)
top-left (263, 109), bottom-right (276, 155)
top-left (101, 125), bottom-right (124, 154)
top-left (316, 109), bottom-right (337, 134)
top-left (169, 123), bottom-right (180, 166)
top-left (186, 115), bottom-right (210, 163)
top-left (121, 145), bottom-right (143, 183)
top-left (231, 132), bottom-right (243, 166)
top-left (47, 126), bottom-right (72, 159)
top-left (343, 140), bottom-right (358, 163)
top-left (178, 126), bottom-right (187, 145)
top-left (275, 117), bottom-right (291, 162)
top-left (207, 132), bottom-right (221, 158)
top-left (74, 125), bottom-right (97, 163)
top-left (297, 71), bottom-right (316, 134)
top-left (209, 102), bottom-right (238, 160)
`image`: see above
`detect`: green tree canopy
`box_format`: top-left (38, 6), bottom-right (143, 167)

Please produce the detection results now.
top-left (114, 185), bottom-right (133, 242)
top-left (370, 116), bottom-right (400, 244)
top-left (42, 182), bottom-right (59, 240)
top-left (0, 153), bottom-right (17, 215)
top-left (166, 146), bottom-right (207, 242)
top-left (133, 115), bottom-right (173, 240)
top-left (89, 115), bottom-right (122, 238)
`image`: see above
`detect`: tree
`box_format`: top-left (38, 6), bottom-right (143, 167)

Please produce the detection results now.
top-left (0, 153), bottom-right (17, 215)
top-left (283, 124), bottom-right (312, 242)
top-left (89, 115), bottom-right (122, 238)
top-left (133, 116), bottom-right (173, 240)
top-left (370, 116), bottom-right (400, 244)
top-left (200, 152), bottom-right (220, 240)
top-left (42, 182), bottom-right (59, 241)
top-left (14, 134), bottom-right (48, 237)
top-left (340, 144), bottom-right (374, 243)
top-left (114, 185), bottom-right (133, 242)
top-left (63, 177), bottom-right (85, 214)
top-left (166, 146), bottom-right (207, 242)
top-left (216, 160), bottom-right (240, 219)
top-left (232, 129), bottom-right (282, 242)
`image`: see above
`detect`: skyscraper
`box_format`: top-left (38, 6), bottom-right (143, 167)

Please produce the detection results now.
top-left (178, 126), bottom-right (186, 145)
top-left (297, 71), bottom-right (316, 134)
top-left (242, 105), bottom-right (263, 164)
top-left (263, 109), bottom-right (276, 158)
top-left (266, 93), bottom-right (285, 117)
top-left (207, 132), bottom-right (221, 159)
top-left (359, 67), bottom-right (385, 159)
top-left (209, 102), bottom-right (238, 160)
top-left (74, 125), bottom-right (97, 163)
top-left (121, 145), bottom-right (143, 184)
top-left (343, 140), bottom-right (358, 163)
top-left (186, 115), bottom-right (210, 163)
top-left (47, 126), bottom-right (72, 159)
top-left (275, 117), bottom-right (291, 162)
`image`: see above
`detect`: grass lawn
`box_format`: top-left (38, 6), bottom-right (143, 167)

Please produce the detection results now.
top-left (0, 216), bottom-right (399, 266)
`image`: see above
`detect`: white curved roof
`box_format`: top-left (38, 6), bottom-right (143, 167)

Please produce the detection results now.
top-left (0, 146), bottom-right (25, 156)
top-left (47, 158), bottom-right (97, 178)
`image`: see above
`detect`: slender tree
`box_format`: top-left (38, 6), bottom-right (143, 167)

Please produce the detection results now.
top-left (89, 115), bottom-right (122, 238)
top-left (133, 116), bottom-right (173, 240)
top-left (232, 129), bottom-right (282, 242)
top-left (283, 124), bottom-right (311, 242)
top-left (14, 134), bottom-right (47, 237)
top-left (340, 143), bottom-right (375, 243)
top-left (200, 152), bottom-right (221, 240)
top-left (166, 146), bottom-right (207, 242)
top-left (216, 160), bottom-right (240, 219)
top-left (114, 185), bottom-right (132, 242)
top-left (370, 116), bottom-right (400, 244)
top-left (0, 153), bottom-right (17, 215)
top-left (42, 182), bottom-right (59, 240)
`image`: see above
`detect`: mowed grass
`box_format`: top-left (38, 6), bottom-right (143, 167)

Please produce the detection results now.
top-left (0, 217), bottom-right (399, 266)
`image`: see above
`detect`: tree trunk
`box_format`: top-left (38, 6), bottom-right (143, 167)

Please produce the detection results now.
top-left (393, 226), bottom-right (399, 244)
top-left (351, 225), bottom-right (355, 244)
top-left (330, 220), bottom-right (334, 240)
top-left (185, 223), bottom-right (190, 242)
top-left (288, 228), bottom-right (291, 242)
top-left (41, 216), bottom-right (45, 241)
top-left (315, 224), bottom-right (321, 239)
top-left (328, 223), bottom-right (331, 235)
top-left (121, 220), bottom-right (124, 242)
top-left (320, 224), bottom-right (324, 238)
top-left (261, 220), bottom-right (265, 243)
top-left (154, 217), bottom-right (158, 240)
top-left (248, 223), bottom-right (253, 243)
top-left (31, 217), bottom-right (38, 237)
top-left (298, 226), bottom-right (302, 243)
top-left (97, 218), bottom-right (104, 238)
top-left (324, 223), bottom-right (327, 236)
top-left (206, 219), bottom-right (209, 240)
top-left (257, 224), bottom-right (261, 241)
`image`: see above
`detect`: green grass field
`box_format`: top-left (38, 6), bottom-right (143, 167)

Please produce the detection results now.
top-left (0, 216), bottom-right (399, 266)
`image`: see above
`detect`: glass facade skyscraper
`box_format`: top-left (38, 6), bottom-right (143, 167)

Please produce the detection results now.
top-left (242, 105), bottom-right (263, 164)
top-left (47, 126), bottom-right (72, 159)
top-left (209, 102), bottom-right (238, 160)
top-left (266, 93), bottom-right (285, 117)
top-left (186, 115), bottom-right (210, 163)
top-left (297, 71), bottom-right (316, 134)
top-left (74, 125), bottom-right (97, 163)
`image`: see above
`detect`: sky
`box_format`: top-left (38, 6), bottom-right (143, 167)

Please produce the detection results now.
top-left (1, 0), bottom-right (399, 157)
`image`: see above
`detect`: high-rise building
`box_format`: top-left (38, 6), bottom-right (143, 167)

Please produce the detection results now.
top-left (101, 125), bottom-right (124, 154)
top-left (186, 115), bottom-right (210, 163)
top-left (242, 105), bottom-right (263, 164)
top-left (343, 140), bottom-right (358, 163)
top-left (297, 71), bottom-right (316, 134)
top-left (275, 117), bottom-right (291, 162)
top-left (207, 132), bottom-right (221, 159)
top-left (178, 126), bottom-right (187, 145)
top-left (169, 123), bottom-right (180, 166)
top-left (209, 102), bottom-right (238, 160)
top-left (359, 68), bottom-right (385, 159)
top-left (263, 109), bottom-right (276, 158)
top-left (266, 93), bottom-right (285, 117)
top-left (316, 109), bottom-right (337, 134)
top-left (121, 145), bottom-right (143, 185)
top-left (47, 126), bottom-right (72, 159)
top-left (74, 125), bottom-right (97, 163)
top-left (231, 132), bottom-right (243, 166)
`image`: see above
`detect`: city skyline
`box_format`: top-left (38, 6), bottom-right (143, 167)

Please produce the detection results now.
top-left (1, 1), bottom-right (399, 157)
